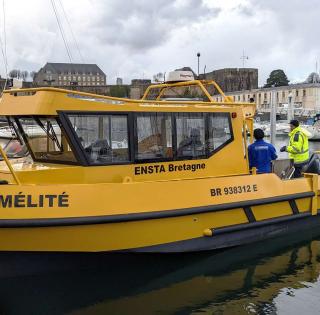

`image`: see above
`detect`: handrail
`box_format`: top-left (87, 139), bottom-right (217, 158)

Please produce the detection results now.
top-left (142, 80), bottom-right (231, 103)
top-left (0, 145), bottom-right (21, 184)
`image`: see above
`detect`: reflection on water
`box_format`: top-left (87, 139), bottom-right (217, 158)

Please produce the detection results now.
top-left (1, 228), bottom-right (320, 314)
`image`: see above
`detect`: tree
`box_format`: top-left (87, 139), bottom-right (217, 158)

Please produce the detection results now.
top-left (305, 72), bottom-right (320, 84)
top-left (264, 69), bottom-right (289, 87)
top-left (9, 69), bottom-right (19, 78)
top-left (153, 72), bottom-right (164, 83)
top-left (30, 71), bottom-right (37, 80)
top-left (21, 71), bottom-right (29, 81)
top-left (109, 85), bottom-right (130, 98)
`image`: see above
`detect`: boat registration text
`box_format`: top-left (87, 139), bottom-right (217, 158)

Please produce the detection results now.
top-left (210, 184), bottom-right (258, 196)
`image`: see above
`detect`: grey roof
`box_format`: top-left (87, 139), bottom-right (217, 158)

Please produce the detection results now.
top-left (41, 63), bottom-right (105, 76)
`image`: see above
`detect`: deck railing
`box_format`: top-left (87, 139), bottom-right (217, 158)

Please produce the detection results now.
top-left (0, 144), bottom-right (20, 184)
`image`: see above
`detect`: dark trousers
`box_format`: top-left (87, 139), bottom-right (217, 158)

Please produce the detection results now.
top-left (293, 162), bottom-right (308, 178)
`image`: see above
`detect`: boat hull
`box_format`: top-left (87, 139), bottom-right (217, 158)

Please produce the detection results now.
top-left (0, 192), bottom-right (316, 253)
top-left (130, 212), bottom-right (320, 252)
top-left (0, 173), bottom-right (318, 253)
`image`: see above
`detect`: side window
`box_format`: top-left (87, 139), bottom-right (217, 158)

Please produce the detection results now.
top-left (176, 113), bottom-right (205, 158)
top-left (207, 113), bottom-right (232, 153)
top-left (135, 113), bottom-right (172, 160)
top-left (68, 114), bottom-right (129, 164)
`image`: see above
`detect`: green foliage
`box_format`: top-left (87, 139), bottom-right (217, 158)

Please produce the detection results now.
top-left (264, 69), bottom-right (289, 87)
top-left (109, 85), bottom-right (130, 98)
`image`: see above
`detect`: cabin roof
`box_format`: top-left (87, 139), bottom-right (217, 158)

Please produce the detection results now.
top-left (0, 81), bottom-right (255, 118)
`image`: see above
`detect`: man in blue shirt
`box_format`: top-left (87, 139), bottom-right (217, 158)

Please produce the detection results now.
top-left (248, 128), bottom-right (278, 173)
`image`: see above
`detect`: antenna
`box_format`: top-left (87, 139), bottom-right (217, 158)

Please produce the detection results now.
top-left (57, 0), bottom-right (85, 63)
top-left (50, 0), bottom-right (73, 63)
top-left (241, 50), bottom-right (249, 68)
top-left (0, 0), bottom-right (8, 95)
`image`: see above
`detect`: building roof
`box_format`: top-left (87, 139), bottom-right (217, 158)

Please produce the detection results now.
top-left (40, 63), bottom-right (105, 76)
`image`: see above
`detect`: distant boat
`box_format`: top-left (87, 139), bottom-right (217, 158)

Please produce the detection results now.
top-left (301, 114), bottom-right (320, 140)
top-left (253, 120), bottom-right (289, 137)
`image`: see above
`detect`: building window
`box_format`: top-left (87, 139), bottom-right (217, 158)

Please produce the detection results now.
top-left (68, 114), bottom-right (129, 165)
top-left (97, 82), bottom-right (100, 85)
top-left (135, 113), bottom-right (172, 161)
top-left (97, 77), bottom-right (100, 81)
top-left (78, 76), bottom-right (81, 81)
top-left (264, 93), bottom-right (267, 99)
top-left (296, 90), bottom-right (299, 97)
top-left (176, 113), bottom-right (205, 159)
top-left (282, 91), bottom-right (285, 98)
top-left (303, 89), bottom-right (306, 97)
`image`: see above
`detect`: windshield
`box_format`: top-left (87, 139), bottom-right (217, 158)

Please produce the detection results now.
top-left (17, 116), bottom-right (77, 163)
top-left (0, 116), bottom-right (27, 158)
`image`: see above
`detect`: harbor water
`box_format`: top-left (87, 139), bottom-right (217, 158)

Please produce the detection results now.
top-left (1, 136), bottom-right (320, 315)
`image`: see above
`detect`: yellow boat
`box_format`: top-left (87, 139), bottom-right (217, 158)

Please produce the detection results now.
top-left (0, 77), bottom-right (319, 253)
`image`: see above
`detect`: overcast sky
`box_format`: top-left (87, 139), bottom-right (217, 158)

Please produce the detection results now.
top-left (0, 0), bottom-right (319, 85)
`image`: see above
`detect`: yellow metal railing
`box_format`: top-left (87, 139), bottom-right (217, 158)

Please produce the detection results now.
top-left (0, 145), bottom-right (20, 185)
top-left (142, 80), bottom-right (232, 102)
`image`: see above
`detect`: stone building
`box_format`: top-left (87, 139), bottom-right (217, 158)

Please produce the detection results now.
top-left (130, 79), bottom-right (152, 99)
top-left (34, 63), bottom-right (106, 87)
top-left (201, 68), bottom-right (258, 93)
top-left (213, 83), bottom-right (320, 116)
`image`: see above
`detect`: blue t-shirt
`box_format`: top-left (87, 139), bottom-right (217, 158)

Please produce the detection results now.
top-left (248, 139), bottom-right (277, 173)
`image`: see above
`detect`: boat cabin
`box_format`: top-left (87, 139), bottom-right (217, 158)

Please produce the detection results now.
top-left (0, 80), bottom-right (255, 185)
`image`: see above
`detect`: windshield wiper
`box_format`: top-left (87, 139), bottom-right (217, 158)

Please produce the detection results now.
top-left (6, 117), bottom-right (23, 145)
top-left (34, 117), bottom-right (62, 151)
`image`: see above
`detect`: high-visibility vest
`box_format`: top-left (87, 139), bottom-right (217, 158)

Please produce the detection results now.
top-left (287, 126), bottom-right (309, 164)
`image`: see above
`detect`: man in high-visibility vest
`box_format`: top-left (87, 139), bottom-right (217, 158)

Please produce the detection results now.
top-left (280, 119), bottom-right (309, 178)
